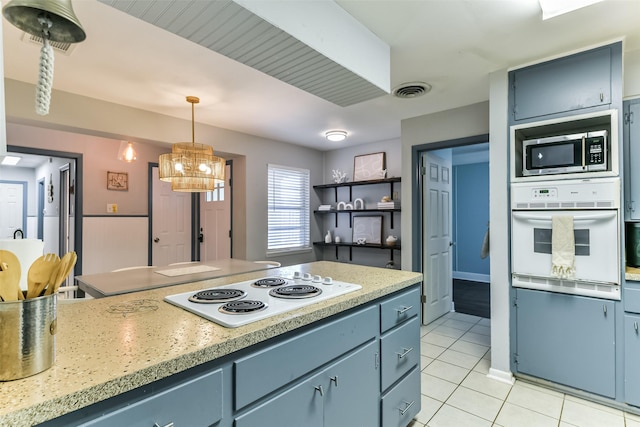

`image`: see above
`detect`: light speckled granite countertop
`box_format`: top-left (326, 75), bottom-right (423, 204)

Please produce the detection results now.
top-left (626, 266), bottom-right (640, 282)
top-left (0, 261), bottom-right (422, 426)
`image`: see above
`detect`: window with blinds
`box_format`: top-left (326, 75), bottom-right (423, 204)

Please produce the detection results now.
top-left (267, 164), bottom-right (311, 254)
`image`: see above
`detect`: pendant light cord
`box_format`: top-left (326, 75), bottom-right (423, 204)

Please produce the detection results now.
top-left (36, 16), bottom-right (54, 116)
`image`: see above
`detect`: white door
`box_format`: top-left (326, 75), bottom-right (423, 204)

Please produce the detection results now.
top-left (151, 167), bottom-right (192, 266)
top-left (200, 164), bottom-right (231, 261)
top-left (422, 151), bottom-right (453, 324)
top-left (0, 182), bottom-right (24, 238)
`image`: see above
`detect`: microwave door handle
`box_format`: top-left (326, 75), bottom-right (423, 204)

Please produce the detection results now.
top-left (512, 212), bottom-right (617, 222)
top-left (582, 136), bottom-right (586, 168)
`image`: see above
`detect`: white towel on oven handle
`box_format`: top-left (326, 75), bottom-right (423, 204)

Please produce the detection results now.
top-left (551, 215), bottom-right (576, 279)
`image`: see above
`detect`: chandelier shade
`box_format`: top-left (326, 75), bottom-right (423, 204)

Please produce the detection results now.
top-left (158, 96), bottom-right (225, 192)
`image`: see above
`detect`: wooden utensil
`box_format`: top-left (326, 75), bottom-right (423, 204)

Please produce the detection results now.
top-left (0, 250), bottom-right (23, 301)
top-left (27, 253), bottom-right (60, 299)
top-left (45, 252), bottom-right (77, 296)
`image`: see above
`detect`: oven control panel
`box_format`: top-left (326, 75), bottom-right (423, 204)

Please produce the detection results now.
top-left (531, 188), bottom-right (558, 199)
top-left (511, 177), bottom-right (620, 209)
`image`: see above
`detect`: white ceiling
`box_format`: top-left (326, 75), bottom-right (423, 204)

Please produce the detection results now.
top-left (2, 0), bottom-right (640, 152)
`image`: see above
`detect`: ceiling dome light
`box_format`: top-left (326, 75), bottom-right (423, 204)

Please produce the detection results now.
top-left (325, 130), bottom-right (347, 142)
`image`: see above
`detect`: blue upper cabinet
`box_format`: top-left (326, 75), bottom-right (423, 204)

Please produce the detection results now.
top-left (510, 42), bottom-right (622, 124)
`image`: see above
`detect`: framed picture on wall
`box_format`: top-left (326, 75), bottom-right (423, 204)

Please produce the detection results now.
top-left (107, 171), bottom-right (129, 191)
top-left (352, 215), bottom-right (383, 245)
top-left (353, 152), bottom-right (386, 181)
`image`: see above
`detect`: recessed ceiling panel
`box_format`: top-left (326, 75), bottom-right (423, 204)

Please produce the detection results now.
top-left (98, 0), bottom-right (388, 106)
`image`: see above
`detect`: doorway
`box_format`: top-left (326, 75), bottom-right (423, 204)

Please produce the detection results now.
top-left (412, 135), bottom-right (491, 324)
top-left (149, 160), bottom-right (233, 265)
top-left (2, 145), bottom-right (83, 274)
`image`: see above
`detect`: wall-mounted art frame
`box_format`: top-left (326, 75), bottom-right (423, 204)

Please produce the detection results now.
top-left (352, 215), bottom-right (383, 245)
top-left (107, 171), bottom-right (128, 191)
top-left (353, 152), bottom-right (386, 181)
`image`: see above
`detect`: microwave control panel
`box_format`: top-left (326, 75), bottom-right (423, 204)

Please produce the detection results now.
top-left (586, 137), bottom-right (605, 165)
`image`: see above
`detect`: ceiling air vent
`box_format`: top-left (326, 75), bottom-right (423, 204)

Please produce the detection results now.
top-left (21, 33), bottom-right (76, 55)
top-left (393, 82), bottom-right (432, 99)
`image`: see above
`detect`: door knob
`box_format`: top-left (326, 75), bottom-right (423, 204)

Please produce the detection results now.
top-left (154, 237), bottom-right (160, 243)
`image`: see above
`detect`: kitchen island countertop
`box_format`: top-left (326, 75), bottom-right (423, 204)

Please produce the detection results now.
top-left (0, 261), bottom-right (422, 426)
top-left (76, 258), bottom-right (277, 297)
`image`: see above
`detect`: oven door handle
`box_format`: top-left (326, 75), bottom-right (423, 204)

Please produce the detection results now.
top-left (512, 211), bottom-right (617, 222)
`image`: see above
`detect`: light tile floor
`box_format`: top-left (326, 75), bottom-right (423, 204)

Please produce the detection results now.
top-left (409, 311), bottom-right (640, 427)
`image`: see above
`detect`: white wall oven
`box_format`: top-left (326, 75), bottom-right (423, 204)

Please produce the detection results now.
top-left (511, 178), bottom-right (620, 300)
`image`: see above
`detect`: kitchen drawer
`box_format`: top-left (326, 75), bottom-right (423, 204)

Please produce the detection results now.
top-left (234, 305), bottom-right (378, 410)
top-left (380, 286), bottom-right (420, 333)
top-left (80, 368), bottom-right (223, 427)
top-left (625, 287), bottom-right (640, 314)
top-left (381, 366), bottom-right (421, 427)
top-left (381, 316), bottom-right (420, 391)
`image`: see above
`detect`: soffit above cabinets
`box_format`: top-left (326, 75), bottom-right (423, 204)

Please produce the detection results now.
top-left (97, 0), bottom-right (390, 107)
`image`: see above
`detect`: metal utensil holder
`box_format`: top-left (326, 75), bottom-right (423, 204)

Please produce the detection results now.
top-left (0, 293), bottom-right (56, 381)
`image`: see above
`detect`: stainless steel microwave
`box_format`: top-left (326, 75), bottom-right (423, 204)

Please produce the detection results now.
top-left (522, 130), bottom-right (608, 176)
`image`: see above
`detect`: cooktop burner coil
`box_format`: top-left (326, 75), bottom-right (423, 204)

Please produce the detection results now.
top-left (219, 300), bottom-right (267, 314)
top-left (252, 277), bottom-right (287, 288)
top-left (188, 289), bottom-right (246, 304)
top-left (269, 285), bottom-right (322, 299)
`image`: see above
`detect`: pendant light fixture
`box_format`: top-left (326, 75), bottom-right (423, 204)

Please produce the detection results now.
top-left (118, 141), bottom-right (137, 163)
top-left (2, 0), bottom-right (86, 115)
top-left (158, 96), bottom-right (225, 192)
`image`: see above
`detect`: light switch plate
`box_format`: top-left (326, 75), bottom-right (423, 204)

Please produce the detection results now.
top-left (107, 204), bottom-right (118, 213)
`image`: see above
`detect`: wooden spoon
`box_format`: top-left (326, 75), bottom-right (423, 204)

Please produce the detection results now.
top-left (0, 250), bottom-right (22, 301)
top-left (27, 253), bottom-right (60, 299)
top-left (46, 252), bottom-right (77, 295)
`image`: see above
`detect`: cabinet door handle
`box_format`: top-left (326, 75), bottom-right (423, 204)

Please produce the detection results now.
top-left (315, 385), bottom-right (324, 396)
top-left (603, 305), bottom-right (607, 316)
top-left (330, 376), bottom-right (339, 386)
top-left (396, 306), bottom-right (412, 315)
top-left (396, 347), bottom-right (414, 359)
top-left (600, 92), bottom-right (604, 102)
top-left (399, 400), bottom-right (415, 416)
top-left (153, 423), bottom-right (174, 427)
top-left (635, 321), bottom-right (638, 333)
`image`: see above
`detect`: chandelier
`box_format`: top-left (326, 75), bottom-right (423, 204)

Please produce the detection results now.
top-left (158, 96), bottom-right (225, 192)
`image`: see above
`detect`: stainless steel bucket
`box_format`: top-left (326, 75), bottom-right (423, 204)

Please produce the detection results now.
top-left (0, 294), bottom-right (56, 381)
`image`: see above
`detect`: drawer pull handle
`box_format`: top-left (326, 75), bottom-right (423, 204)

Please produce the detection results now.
top-left (315, 385), bottom-right (324, 396)
top-left (396, 306), bottom-right (413, 315)
top-left (399, 400), bottom-right (415, 416)
top-left (396, 347), bottom-right (414, 359)
top-left (330, 376), bottom-right (339, 386)
top-left (153, 423), bottom-right (174, 427)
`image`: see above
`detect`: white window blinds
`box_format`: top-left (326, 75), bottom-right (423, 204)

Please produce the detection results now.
top-left (267, 164), bottom-right (311, 254)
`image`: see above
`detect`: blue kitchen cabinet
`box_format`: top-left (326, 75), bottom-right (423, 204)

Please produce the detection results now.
top-left (515, 289), bottom-right (616, 398)
top-left (235, 341), bottom-right (379, 427)
top-left (510, 43), bottom-right (620, 123)
top-left (625, 313), bottom-right (640, 407)
top-left (624, 98), bottom-right (640, 220)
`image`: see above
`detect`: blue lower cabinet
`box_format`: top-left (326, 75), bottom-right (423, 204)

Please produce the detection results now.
top-left (381, 316), bottom-right (420, 391)
top-left (381, 366), bottom-right (421, 427)
top-left (625, 314), bottom-right (640, 407)
top-left (235, 341), bottom-right (379, 427)
top-left (80, 369), bottom-right (224, 427)
top-left (515, 289), bottom-right (615, 398)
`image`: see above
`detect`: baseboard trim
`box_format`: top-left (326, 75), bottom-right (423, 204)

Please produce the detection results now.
top-left (487, 368), bottom-right (515, 385)
top-left (453, 271), bottom-right (490, 283)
